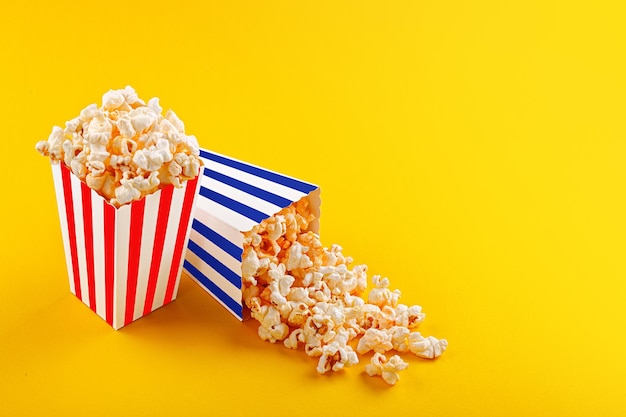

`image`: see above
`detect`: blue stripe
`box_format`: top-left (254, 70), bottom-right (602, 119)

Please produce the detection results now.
top-left (200, 149), bottom-right (318, 194)
top-left (199, 186), bottom-right (269, 223)
top-left (184, 260), bottom-right (243, 319)
top-left (191, 219), bottom-right (243, 261)
top-left (187, 240), bottom-right (241, 288)
top-left (203, 168), bottom-right (293, 208)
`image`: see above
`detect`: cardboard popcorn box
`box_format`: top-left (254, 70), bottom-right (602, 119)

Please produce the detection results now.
top-left (183, 149), bottom-right (320, 320)
top-left (52, 162), bottom-right (202, 329)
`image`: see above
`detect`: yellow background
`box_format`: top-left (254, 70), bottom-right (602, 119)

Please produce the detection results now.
top-left (1, 1), bottom-right (625, 416)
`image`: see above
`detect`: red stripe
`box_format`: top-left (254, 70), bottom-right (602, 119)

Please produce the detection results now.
top-left (60, 163), bottom-right (82, 300)
top-left (164, 176), bottom-right (199, 303)
top-left (124, 198), bottom-right (146, 326)
top-left (81, 183), bottom-right (96, 312)
top-left (103, 201), bottom-right (116, 326)
top-left (143, 186), bottom-right (174, 315)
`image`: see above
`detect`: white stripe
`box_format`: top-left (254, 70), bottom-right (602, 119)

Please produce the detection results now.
top-left (189, 228), bottom-right (242, 276)
top-left (184, 249), bottom-right (242, 305)
top-left (114, 203), bottom-right (132, 329)
top-left (193, 209), bottom-right (244, 252)
top-left (70, 173), bottom-right (89, 307)
top-left (133, 191), bottom-right (160, 320)
top-left (152, 185), bottom-right (185, 309)
top-left (171, 179), bottom-right (202, 301)
top-left (195, 196), bottom-right (258, 233)
top-left (203, 158), bottom-right (310, 202)
top-left (201, 176), bottom-right (283, 218)
top-left (51, 164), bottom-right (75, 295)
top-left (170, 183), bottom-right (189, 302)
top-left (92, 191), bottom-right (106, 319)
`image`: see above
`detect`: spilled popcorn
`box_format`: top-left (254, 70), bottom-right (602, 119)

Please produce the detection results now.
top-left (242, 198), bottom-right (447, 386)
top-left (36, 86), bottom-right (201, 207)
top-left (365, 353), bottom-right (409, 386)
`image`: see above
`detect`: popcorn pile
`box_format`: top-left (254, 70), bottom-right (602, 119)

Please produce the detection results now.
top-left (36, 86), bottom-right (201, 207)
top-left (242, 198), bottom-right (448, 385)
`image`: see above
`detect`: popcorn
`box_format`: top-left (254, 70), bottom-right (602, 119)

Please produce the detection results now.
top-left (284, 329), bottom-right (304, 349)
top-left (251, 302), bottom-right (289, 343)
top-left (36, 86), bottom-right (201, 207)
top-left (349, 303), bottom-right (381, 332)
top-left (365, 353), bottom-right (409, 386)
top-left (240, 199), bottom-right (448, 385)
top-left (132, 138), bottom-right (173, 172)
top-left (267, 263), bottom-right (295, 307)
top-left (368, 275), bottom-right (401, 308)
top-left (386, 326), bottom-right (411, 352)
top-left (394, 304), bottom-right (426, 329)
top-left (286, 301), bottom-right (311, 327)
top-left (408, 333), bottom-right (449, 359)
top-left (102, 87), bottom-right (129, 111)
top-left (284, 241), bottom-right (313, 272)
top-left (356, 328), bottom-right (394, 354)
top-left (316, 342), bottom-right (359, 374)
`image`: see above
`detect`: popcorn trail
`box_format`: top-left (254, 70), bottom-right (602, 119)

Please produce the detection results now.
top-left (242, 199), bottom-right (447, 385)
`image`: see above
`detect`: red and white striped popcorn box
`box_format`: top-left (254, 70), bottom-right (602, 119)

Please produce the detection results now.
top-left (183, 149), bottom-right (320, 320)
top-left (51, 162), bottom-right (202, 329)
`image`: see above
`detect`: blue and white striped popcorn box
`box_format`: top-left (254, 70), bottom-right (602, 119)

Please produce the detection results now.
top-left (183, 149), bottom-right (321, 320)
